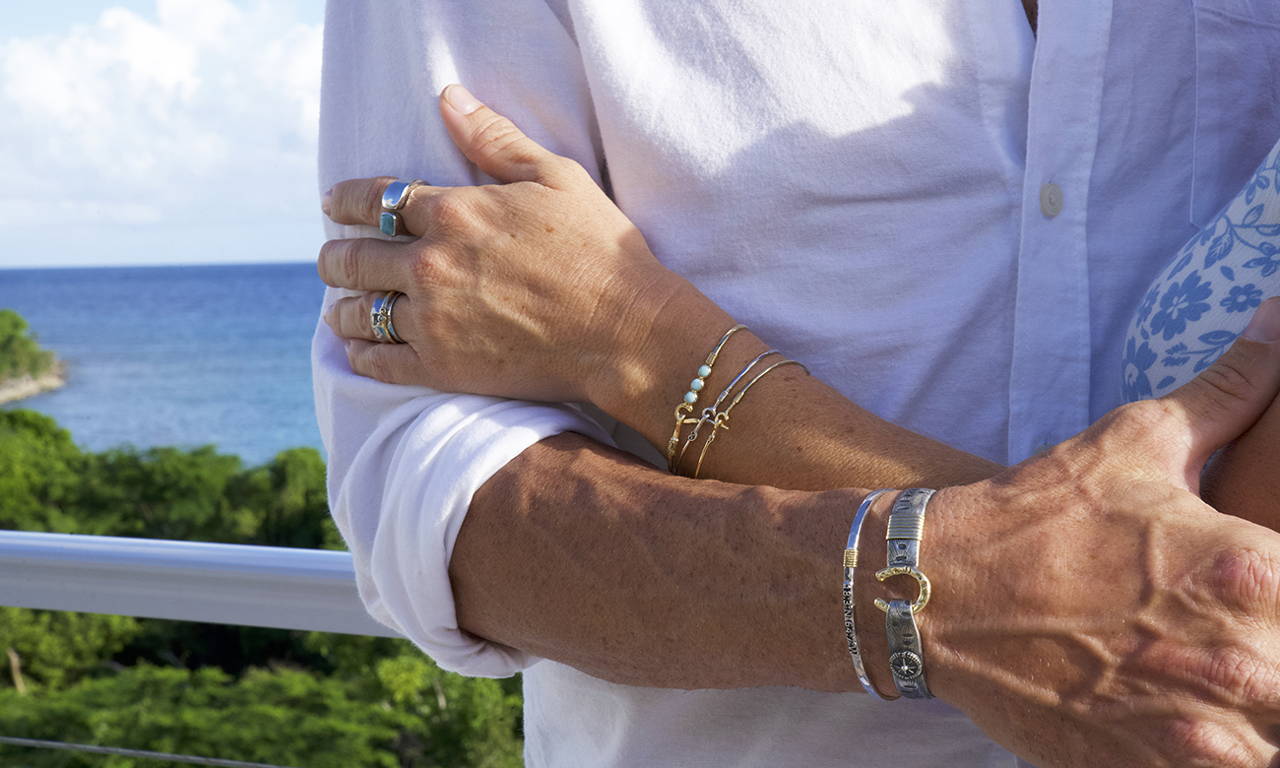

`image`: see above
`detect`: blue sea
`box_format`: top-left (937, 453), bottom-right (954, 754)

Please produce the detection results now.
top-left (0, 263), bottom-right (327, 465)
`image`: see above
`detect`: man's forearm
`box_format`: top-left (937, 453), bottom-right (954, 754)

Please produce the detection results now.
top-left (454, 430), bottom-right (896, 691)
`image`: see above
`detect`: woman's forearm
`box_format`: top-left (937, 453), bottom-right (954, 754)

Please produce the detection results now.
top-left (319, 93), bottom-right (1002, 493)
top-left (590, 277), bottom-right (1004, 490)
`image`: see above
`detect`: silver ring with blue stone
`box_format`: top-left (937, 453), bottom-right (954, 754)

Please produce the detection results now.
top-left (379, 210), bottom-right (404, 237)
top-left (381, 179), bottom-right (426, 212)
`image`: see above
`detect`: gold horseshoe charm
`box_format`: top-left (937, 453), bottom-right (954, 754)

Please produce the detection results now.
top-left (873, 566), bottom-right (932, 614)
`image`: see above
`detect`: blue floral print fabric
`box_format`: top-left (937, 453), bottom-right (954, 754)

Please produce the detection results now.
top-left (1124, 137), bottom-right (1280, 403)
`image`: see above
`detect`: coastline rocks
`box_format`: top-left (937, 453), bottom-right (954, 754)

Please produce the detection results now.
top-left (0, 364), bottom-right (66, 405)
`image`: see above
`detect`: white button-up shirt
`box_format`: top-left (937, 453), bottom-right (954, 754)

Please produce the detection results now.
top-left (313, 1), bottom-right (1280, 765)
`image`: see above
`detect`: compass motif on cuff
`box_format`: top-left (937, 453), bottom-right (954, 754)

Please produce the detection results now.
top-left (890, 650), bottom-right (924, 681)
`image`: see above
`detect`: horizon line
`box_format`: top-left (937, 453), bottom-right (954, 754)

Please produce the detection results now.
top-left (0, 258), bottom-right (317, 271)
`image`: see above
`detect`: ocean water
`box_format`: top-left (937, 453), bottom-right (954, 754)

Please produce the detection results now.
top-left (0, 263), bottom-right (326, 465)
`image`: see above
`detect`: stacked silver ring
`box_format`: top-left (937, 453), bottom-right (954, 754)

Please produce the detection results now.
top-left (379, 178), bottom-right (426, 237)
top-left (370, 291), bottom-right (407, 344)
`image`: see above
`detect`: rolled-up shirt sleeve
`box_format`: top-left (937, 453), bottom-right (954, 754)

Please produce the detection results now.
top-left (313, 0), bottom-right (616, 678)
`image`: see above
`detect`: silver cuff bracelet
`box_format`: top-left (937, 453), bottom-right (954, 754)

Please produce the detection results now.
top-left (876, 487), bottom-right (936, 699)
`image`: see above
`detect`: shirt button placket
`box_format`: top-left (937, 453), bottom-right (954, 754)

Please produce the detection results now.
top-left (1007, 0), bottom-right (1113, 464)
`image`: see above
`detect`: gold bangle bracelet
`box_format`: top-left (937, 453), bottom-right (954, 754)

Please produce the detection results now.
top-left (692, 359), bottom-right (808, 479)
top-left (676, 349), bottom-right (780, 471)
top-left (664, 323), bottom-right (748, 472)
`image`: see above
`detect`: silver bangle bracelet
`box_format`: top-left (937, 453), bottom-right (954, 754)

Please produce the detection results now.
top-left (842, 488), bottom-right (894, 700)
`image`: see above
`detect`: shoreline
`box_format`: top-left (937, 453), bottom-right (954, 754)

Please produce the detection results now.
top-left (0, 364), bottom-right (67, 405)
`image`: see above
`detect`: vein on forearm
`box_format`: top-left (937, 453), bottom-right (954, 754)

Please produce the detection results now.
top-left (454, 431), bottom-right (860, 691)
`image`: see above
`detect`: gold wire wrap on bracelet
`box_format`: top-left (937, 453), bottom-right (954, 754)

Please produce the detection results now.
top-left (665, 324), bottom-right (748, 473)
top-left (676, 349), bottom-right (781, 470)
top-left (691, 358), bottom-right (809, 478)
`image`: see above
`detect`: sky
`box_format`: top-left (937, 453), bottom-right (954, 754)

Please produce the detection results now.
top-left (0, 0), bottom-right (326, 268)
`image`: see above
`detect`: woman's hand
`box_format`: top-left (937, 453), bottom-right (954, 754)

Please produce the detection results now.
top-left (1203, 385), bottom-right (1280, 529)
top-left (319, 84), bottom-right (688, 403)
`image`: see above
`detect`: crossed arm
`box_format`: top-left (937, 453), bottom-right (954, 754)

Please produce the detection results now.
top-left (316, 89), bottom-right (1280, 766)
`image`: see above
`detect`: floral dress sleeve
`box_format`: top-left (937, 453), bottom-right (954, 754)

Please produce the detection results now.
top-left (1124, 136), bottom-right (1280, 402)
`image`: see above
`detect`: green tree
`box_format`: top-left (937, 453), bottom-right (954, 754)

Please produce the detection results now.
top-left (0, 410), bottom-right (88, 534)
top-left (0, 665), bottom-right (403, 767)
top-left (226, 447), bottom-right (343, 550)
top-left (0, 609), bottom-right (140, 691)
top-left (0, 411), bottom-right (528, 766)
top-left (0, 659), bottom-right (524, 768)
top-left (80, 446), bottom-right (250, 543)
top-left (0, 309), bottom-right (55, 381)
top-left (371, 652), bottom-right (524, 768)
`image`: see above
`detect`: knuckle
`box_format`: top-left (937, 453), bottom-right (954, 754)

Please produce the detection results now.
top-left (348, 344), bottom-right (387, 381)
top-left (366, 353), bottom-right (390, 382)
top-left (326, 299), bottom-right (347, 334)
top-left (403, 184), bottom-right (430, 213)
top-left (431, 194), bottom-right (470, 230)
top-left (471, 115), bottom-right (534, 164)
top-left (1105, 399), bottom-right (1178, 445)
top-left (1193, 357), bottom-right (1258, 414)
top-left (1160, 718), bottom-right (1252, 767)
top-left (551, 154), bottom-right (589, 182)
top-left (1207, 548), bottom-right (1280, 613)
top-left (409, 246), bottom-right (442, 289)
top-left (364, 178), bottom-right (393, 219)
top-left (344, 343), bottom-right (363, 373)
top-left (1202, 644), bottom-right (1275, 704)
top-left (317, 241), bottom-right (338, 281)
top-left (341, 241), bottom-right (364, 285)
top-left (358, 293), bottom-right (378, 328)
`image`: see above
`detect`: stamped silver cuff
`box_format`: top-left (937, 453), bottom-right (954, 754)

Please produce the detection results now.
top-left (877, 487), bottom-right (937, 700)
top-left (885, 598), bottom-right (932, 699)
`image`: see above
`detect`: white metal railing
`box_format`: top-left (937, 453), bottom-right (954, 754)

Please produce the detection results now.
top-left (0, 530), bottom-right (397, 637)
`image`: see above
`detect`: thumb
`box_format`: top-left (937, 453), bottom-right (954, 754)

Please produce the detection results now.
top-left (1161, 296), bottom-right (1280, 470)
top-left (438, 84), bottom-right (569, 186)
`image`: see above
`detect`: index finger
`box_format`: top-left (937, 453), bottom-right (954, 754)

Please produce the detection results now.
top-left (323, 176), bottom-right (447, 230)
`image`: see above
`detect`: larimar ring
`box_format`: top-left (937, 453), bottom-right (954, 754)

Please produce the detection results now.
top-left (370, 291), bottom-right (404, 343)
top-left (379, 211), bottom-right (404, 237)
top-left (380, 179), bottom-right (426, 237)
top-left (381, 179), bottom-right (426, 211)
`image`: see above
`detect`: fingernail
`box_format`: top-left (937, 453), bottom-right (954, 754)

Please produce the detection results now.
top-left (443, 84), bottom-right (482, 115)
top-left (321, 187), bottom-right (333, 216)
top-left (1242, 296), bottom-right (1280, 342)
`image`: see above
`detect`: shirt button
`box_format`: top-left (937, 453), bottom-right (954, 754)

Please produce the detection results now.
top-left (1040, 183), bottom-right (1064, 218)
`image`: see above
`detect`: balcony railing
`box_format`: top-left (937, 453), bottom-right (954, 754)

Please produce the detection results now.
top-left (0, 529), bottom-right (397, 637)
top-left (0, 529), bottom-right (398, 766)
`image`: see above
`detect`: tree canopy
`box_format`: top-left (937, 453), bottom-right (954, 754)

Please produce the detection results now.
top-left (0, 409), bottom-right (524, 767)
top-left (0, 310), bottom-right (56, 381)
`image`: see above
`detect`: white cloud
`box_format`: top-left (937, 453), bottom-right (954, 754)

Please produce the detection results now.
top-left (0, 0), bottom-right (322, 263)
